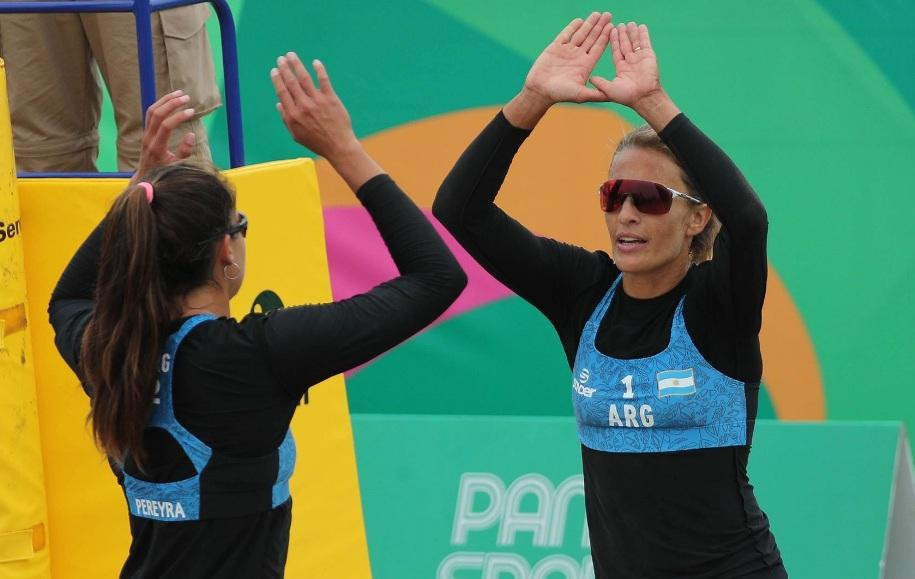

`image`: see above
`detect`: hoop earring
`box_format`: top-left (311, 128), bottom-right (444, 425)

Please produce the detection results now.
top-left (223, 262), bottom-right (242, 280)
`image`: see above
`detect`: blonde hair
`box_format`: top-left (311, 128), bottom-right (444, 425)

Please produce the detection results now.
top-left (613, 126), bottom-right (720, 263)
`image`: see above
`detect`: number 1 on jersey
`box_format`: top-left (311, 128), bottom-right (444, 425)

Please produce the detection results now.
top-left (621, 375), bottom-right (634, 399)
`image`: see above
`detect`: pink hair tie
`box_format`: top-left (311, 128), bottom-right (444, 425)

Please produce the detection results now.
top-left (138, 181), bottom-right (154, 204)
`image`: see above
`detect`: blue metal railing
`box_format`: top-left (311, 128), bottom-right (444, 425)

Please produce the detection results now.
top-left (0, 0), bottom-right (245, 176)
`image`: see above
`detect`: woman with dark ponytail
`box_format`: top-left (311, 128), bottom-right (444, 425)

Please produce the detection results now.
top-left (81, 165), bottom-right (237, 468)
top-left (48, 53), bottom-right (466, 577)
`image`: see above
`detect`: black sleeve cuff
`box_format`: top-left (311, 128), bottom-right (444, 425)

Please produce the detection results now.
top-left (354, 173), bottom-right (394, 202)
top-left (496, 109), bottom-right (536, 143)
top-left (657, 112), bottom-right (689, 142)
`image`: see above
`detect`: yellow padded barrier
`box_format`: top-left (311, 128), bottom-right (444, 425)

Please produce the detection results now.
top-left (17, 159), bottom-right (371, 577)
top-left (0, 59), bottom-right (52, 579)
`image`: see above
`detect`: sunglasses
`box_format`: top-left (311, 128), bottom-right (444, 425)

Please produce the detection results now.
top-left (226, 212), bottom-right (248, 238)
top-left (198, 212), bottom-right (248, 247)
top-left (599, 179), bottom-right (704, 215)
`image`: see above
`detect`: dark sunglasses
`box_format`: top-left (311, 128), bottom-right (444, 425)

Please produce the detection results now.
top-left (599, 179), bottom-right (704, 215)
top-left (226, 211), bottom-right (248, 238)
top-left (197, 212), bottom-right (248, 247)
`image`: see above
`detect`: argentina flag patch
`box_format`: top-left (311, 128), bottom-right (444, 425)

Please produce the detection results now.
top-left (656, 368), bottom-right (697, 397)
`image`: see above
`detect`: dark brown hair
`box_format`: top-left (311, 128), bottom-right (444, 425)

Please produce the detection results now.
top-left (80, 163), bottom-right (236, 465)
top-left (613, 126), bottom-right (720, 263)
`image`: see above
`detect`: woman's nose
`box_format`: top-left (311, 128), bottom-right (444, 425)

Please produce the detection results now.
top-left (617, 195), bottom-right (640, 222)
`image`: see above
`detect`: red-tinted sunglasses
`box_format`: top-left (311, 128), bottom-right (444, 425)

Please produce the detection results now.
top-left (599, 179), bottom-right (704, 215)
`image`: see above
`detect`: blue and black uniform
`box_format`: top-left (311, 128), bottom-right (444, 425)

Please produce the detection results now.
top-left (49, 174), bottom-right (466, 578)
top-left (121, 314), bottom-right (296, 523)
top-left (434, 111), bottom-right (785, 578)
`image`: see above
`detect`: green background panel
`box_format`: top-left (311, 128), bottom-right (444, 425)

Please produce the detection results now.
top-left (353, 416), bottom-right (902, 578)
top-left (816, 0), bottom-right (915, 110)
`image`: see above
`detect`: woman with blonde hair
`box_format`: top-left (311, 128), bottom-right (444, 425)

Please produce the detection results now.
top-left (434, 13), bottom-right (785, 578)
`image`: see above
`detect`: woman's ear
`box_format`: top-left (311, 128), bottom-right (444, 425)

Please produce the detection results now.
top-left (216, 234), bottom-right (234, 266)
top-left (687, 204), bottom-right (713, 236)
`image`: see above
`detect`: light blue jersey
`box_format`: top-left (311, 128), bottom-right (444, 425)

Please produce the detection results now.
top-left (123, 315), bottom-right (296, 521)
top-left (571, 275), bottom-right (748, 453)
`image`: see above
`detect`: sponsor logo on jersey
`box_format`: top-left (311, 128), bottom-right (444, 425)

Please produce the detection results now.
top-left (572, 368), bottom-right (595, 397)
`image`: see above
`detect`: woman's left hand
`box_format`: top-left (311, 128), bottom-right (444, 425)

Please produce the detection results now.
top-left (591, 22), bottom-right (662, 108)
top-left (591, 22), bottom-right (679, 129)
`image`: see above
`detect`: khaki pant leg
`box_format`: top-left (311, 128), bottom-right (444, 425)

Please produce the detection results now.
top-left (0, 11), bottom-right (101, 171)
top-left (82, 6), bottom-right (220, 171)
top-left (13, 148), bottom-right (98, 174)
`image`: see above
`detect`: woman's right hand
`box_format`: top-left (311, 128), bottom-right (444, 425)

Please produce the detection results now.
top-left (504, 12), bottom-right (613, 128)
top-left (523, 12), bottom-right (614, 104)
top-left (271, 52), bottom-right (357, 162)
top-left (272, 52), bottom-right (383, 191)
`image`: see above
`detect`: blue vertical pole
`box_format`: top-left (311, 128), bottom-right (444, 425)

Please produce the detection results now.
top-left (209, 0), bottom-right (244, 167)
top-left (133, 0), bottom-right (157, 121)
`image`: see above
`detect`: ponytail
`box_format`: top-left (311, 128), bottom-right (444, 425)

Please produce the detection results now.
top-left (81, 163), bottom-right (236, 466)
top-left (81, 183), bottom-right (172, 466)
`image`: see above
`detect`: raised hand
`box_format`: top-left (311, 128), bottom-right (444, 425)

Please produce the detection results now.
top-left (271, 51), bottom-right (382, 191)
top-left (271, 52), bottom-right (357, 162)
top-left (133, 91), bottom-right (197, 184)
top-left (523, 12), bottom-right (614, 105)
top-left (591, 22), bottom-right (669, 122)
top-left (591, 22), bottom-right (680, 130)
top-left (588, 22), bottom-right (659, 106)
top-left (504, 12), bottom-right (613, 129)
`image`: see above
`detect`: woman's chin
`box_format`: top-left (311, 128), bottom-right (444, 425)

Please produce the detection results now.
top-left (613, 255), bottom-right (648, 274)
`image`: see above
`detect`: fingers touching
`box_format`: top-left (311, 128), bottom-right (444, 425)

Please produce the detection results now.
top-left (596, 21), bottom-right (662, 107)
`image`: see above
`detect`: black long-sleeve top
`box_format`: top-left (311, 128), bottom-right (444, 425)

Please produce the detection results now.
top-left (433, 111), bottom-right (784, 578)
top-left (48, 174), bottom-right (467, 578)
